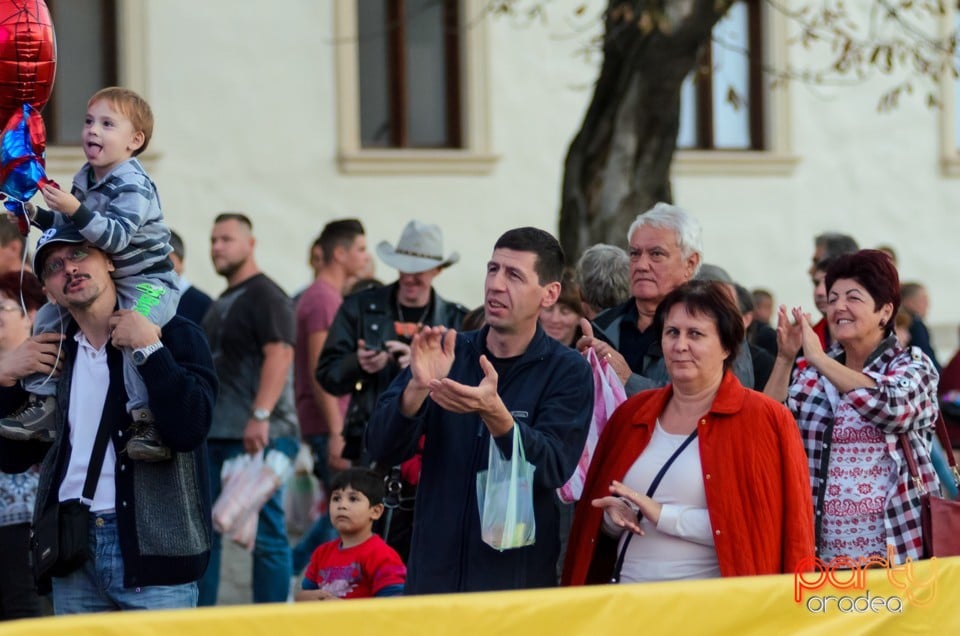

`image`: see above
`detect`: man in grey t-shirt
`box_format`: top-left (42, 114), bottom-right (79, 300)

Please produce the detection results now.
top-left (197, 213), bottom-right (298, 606)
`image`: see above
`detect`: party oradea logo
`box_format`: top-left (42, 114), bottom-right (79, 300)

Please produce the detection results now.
top-left (793, 547), bottom-right (937, 614)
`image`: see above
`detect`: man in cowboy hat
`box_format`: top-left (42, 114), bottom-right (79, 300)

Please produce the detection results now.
top-left (316, 219), bottom-right (467, 560)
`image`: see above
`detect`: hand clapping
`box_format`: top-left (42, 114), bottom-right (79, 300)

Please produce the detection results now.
top-left (408, 326), bottom-right (456, 391)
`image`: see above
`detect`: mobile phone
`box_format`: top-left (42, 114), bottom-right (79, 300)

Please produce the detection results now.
top-left (363, 321), bottom-right (385, 351)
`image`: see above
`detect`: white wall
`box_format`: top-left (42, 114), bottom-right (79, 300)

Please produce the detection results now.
top-left (40, 1), bottom-right (960, 358)
top-left (110, 1), bottom-right (599, 312)
top-left (674, 10), bottom-right (960, 359)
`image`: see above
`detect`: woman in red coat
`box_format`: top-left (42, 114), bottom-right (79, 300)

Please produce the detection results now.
top-left (563, 281), bottom-right (814, 585)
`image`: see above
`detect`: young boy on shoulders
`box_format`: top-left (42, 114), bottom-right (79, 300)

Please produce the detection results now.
top-left (0, 87), bottom-right (177, 462)
top-left (295, 468), bottom-right (406, 600)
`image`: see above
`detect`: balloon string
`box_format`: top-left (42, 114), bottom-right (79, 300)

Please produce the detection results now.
top-left (11, 221), bottom-right (62, 389)
top-left (37, 308), bottom-right (64, 390)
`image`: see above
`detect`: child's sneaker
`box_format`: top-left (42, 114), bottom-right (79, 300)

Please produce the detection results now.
top-left (126, 408), bottom-right (171, 462)
top-left (0, 395), bottom-right (57, 442)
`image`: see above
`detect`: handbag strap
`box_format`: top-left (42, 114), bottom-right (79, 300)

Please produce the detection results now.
top-left (898, 412), bottom-right (960, 497)
top-left (80, 414), bottom-right (115, 504)
top-left (933, 412), bottom-right (958, 470)
top-left (610, 427), bottom-right (699, 583)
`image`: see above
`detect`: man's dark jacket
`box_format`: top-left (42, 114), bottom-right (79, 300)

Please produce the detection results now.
top-left (365, 326), bottom-right (593, 594)
top-left (0, 316), bottom-right (218, 588)
top-left (316, 281), bottom-right (466, 454)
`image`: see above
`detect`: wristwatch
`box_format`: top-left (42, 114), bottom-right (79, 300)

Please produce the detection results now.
top-left (252, 407), bottom-right (271, 421)
top-left (132, 341), bottom-right (164, 366)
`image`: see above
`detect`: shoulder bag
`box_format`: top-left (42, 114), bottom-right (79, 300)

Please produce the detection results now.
top-left (33, 415), bottom-right (113, 579)
top-left (899, 413), bottom-right (960, 558)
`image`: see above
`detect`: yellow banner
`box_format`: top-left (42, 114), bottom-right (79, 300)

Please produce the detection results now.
top-left (2, 557), bottom-right (957, 635)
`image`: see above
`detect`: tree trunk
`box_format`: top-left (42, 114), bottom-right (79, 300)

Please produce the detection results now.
top-left (558, 0), bottom-right (730, 261)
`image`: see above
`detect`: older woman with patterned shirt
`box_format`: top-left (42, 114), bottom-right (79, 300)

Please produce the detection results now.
top-left (0, 271), bottom-right (47, 619)
top-left (765, 250), bottom-right (940, 563)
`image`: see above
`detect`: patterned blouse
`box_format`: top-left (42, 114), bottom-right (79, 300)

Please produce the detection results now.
top-left (0, 467), bottom-right (39, 527)
top-left (787, 336), bottom-right (940, 563)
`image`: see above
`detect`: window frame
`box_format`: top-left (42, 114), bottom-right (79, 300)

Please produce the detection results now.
top-left (44, 0), bottom-right (155, 175)
top-left (680, 0), bottom-right (763, 151)
top-left (44, 0), bottom-right (119, 146)
top-left (672, 1), bottom-right (797, 176)
top-left (365, 0), bottom-right (462, 149)
top-left (334, 0), bottom-right (497, 175)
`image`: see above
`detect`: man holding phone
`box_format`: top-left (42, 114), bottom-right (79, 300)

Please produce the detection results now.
top-left (316, 220), bottom-right (467, 557)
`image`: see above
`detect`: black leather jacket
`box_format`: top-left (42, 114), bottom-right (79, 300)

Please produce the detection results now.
top-left (316, 281), bottom-right (467, 458)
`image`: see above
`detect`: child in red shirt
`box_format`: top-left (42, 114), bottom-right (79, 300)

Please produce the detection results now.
top-left (295, 468), bottom-right (406, 600)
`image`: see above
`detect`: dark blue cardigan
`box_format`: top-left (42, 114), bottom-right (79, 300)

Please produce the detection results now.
top-left (0, 315), bottom-right (218, 588)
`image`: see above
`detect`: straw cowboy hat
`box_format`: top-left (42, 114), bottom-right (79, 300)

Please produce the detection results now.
top-left (376, 220), bottom-right (460, 274)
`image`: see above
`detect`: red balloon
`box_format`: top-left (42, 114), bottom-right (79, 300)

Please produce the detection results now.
top-left (0, 0), bottom-right (55, 125)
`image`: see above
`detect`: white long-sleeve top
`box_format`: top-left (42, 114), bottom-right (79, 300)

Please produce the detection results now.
top-left (603, 421), bottom-right (721, 583)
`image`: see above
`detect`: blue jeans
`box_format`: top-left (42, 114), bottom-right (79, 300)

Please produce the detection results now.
top-left (197, 437), bottom-right (297, 606)
top-left (52, 512), bottom-right (197, 614)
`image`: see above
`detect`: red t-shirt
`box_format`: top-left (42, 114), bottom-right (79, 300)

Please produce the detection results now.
top-left (294, 278), bottom-right (349, 435)
top-left (303, 534), bottom-right (406, 598)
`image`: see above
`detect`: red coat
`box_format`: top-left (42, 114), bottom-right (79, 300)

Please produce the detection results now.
top-left (562, 371), bottom-right (814, 585)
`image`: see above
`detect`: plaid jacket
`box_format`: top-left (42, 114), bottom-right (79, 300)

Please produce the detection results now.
top-left (787, 336), bottom-right (940, 563)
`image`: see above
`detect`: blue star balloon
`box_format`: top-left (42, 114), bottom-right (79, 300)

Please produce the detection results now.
top-left (0, 103), bottom-right (53, 234)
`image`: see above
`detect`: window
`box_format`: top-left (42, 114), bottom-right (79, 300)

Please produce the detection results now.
top-left (43, 1), bottom-right (150, 175)
top-left (677, 0), bottom-right (764, 151)
top-left (45, 0), bottom-right (118, 146)
top-left (358, 0), bottom-right (461, 149)
top-left (334, 0), bottom-right (497, 174)
top-left (670, 1), bottom-right (795, 175)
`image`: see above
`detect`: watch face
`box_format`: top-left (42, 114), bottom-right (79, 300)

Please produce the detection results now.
top-left (133, 351), bottom-right (145, 364)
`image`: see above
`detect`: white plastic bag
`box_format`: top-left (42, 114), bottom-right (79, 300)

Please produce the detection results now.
top-left (284, 471), bottom-right (323, 535)
top-left (558, 347), bottom-right (627, 503)
top-left (211, 449), bottom-right (294, 550)
top-left (284, 443), bottom-right (323, 534)
top-left (476, 424), bottom-right (536, 551)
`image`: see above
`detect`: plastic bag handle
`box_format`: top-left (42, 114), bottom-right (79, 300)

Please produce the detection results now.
top-left (502, 423), bottom-right (523, 536)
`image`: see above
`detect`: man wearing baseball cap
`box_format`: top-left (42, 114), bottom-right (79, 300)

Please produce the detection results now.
top-left (0, 224), bottom-right (217, 613)
top-left (315, 219), bottom-right (467, 561)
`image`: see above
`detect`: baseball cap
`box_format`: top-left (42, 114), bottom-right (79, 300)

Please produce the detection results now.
top-left (33, 225), bottom-right (88, 279)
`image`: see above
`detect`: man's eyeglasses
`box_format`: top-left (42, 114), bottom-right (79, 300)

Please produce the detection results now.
top-left (43, 247), bottom-right (91, 278)
top-left (0, 304), bottom-right (22, 315)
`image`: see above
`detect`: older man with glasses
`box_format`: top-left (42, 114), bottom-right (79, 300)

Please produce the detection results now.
top-left (577, 203), bottom-right (754, 394)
